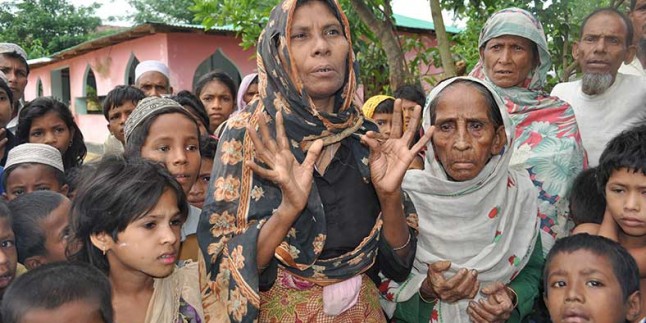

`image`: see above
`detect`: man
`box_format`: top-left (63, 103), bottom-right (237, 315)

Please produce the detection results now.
top-left (620, 0), bottom-right (646, 75)
top-left (0, 43), bottom-right (29, 134)
top-left (134, 60), bottom-right (172, 97)
top-left (552, 8), bottom-right (646, 166)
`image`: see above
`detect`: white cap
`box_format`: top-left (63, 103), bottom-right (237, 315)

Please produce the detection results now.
top-left (5, 143), bottom-right (65, 172)
top-left (135, 60), bottom-right (170, 82)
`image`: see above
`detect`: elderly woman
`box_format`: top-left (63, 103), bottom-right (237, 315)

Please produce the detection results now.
top-left (470, 8), bottom-right (586, 255)
top-left (381, 77), bottom-right (543, 323)
top-left (196, 0), bottom-right (430, 321)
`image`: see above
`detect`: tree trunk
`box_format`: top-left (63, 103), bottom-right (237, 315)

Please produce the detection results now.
top-left (429, 0), bottom-right (456, 77)
top-left (350, 0), bottom-right (410, 90)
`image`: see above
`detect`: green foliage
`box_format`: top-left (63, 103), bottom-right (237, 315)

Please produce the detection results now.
top-left (0, 0), bottom-right (102, 58)
top-left (129, 0), bottom-right (202, 24)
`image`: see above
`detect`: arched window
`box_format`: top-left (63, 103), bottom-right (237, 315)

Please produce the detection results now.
top-left (193, 49), bottom-right (242, 90)
top-left (83, 65), bottom-right (100, 114)
top-left (36, 78), bottom-right (43, 97)
top-left (125, 53), bottom-right (140, 85)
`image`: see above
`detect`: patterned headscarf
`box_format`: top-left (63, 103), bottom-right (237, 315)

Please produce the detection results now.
top-left (197, 1), bottom-right (382, 321)
top-left (470, 8), bottom-right (586, 253)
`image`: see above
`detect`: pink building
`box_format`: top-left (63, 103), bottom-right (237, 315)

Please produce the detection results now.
top-left (25, 16), bottom-right (458, 147)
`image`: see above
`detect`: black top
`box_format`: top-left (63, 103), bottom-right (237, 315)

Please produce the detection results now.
top-left (260, 139), bottom-right (417, 290)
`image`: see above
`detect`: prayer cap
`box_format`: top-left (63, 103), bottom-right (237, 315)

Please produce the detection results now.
top-left (124, 96), bottom-right (183, 143)
top-left (135, 60), bottom-right (170, 82)
top-left (5, 143), bottom-right (65, 172)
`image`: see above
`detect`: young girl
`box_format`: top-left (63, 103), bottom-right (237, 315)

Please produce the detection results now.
top-left (193, 71), bottom-right (237, 134)
top-left (123, 96), bottom-right (201, 249)
top-left (68, 156), bottom-right (203, 323)
top-left (16, 97), bottom-right (87, 170)
top-left (0, 200), bottom-right (17, 301)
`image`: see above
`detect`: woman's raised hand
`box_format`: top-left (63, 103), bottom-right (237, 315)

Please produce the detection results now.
top-left (246, 112), bottom-right (323, 217)
top-left (361, 99), bottom-right (433, 197)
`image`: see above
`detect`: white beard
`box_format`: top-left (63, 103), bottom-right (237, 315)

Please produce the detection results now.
top-left (581, 73), bottom-right (613, 95)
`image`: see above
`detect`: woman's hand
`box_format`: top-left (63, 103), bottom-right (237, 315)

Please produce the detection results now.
top-left (246, 112), bottom-right (323, 220)
top-left (420, 261), bottom-right (480, 303)
top-left (467, 282), bottom-right (515, 323)
top-left (361, 99), bottom-right (433, 198)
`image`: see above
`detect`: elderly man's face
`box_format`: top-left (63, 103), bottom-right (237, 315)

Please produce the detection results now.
top-left (136, 71), bottom-right (171, 97)
top-left (0, 54), bottom-right (28, 101)
top-left (574, 13), bottom-right (634, 83)
top-left (631, 0), bottom-right (646, 44)
top-left (432, 83), bottom-right (505, 182)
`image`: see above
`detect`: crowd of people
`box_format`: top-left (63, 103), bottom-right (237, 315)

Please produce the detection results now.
top-left (0, 0), bottom-right (644, 322)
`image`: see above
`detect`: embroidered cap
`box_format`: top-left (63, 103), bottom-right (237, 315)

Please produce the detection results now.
top-left (124, 96), bottom-right (184, 143)
top-left (134, 60), bottom-right (170, 82)
top-left (5, 143), bottom-right (65, 172)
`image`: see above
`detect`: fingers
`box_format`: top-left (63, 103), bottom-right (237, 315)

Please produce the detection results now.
top-left (247, 122), bottom-right (276, 169)
top-left (480, 281), bottom-right (506, 296)
top-left (390, 99), bottom-right (404, 138)
top-left (258, 114), bottom-right (278, 154)
top-left (360, 131), bottom-right (381, 152)
top-left (467, 291), bottom-right (513, 323)
top-left (301, 139), bottom-right (323, 170)
top-left (429, 260), bottom-right (451, 273)
top-left (400, 105), bottom-right (422, 146)
top-left (275, 110), bottom-right (290, 150)
top-left (245, 160), bottom-right (276, 181)
top-left (410, 125), bottom-right (434, 155)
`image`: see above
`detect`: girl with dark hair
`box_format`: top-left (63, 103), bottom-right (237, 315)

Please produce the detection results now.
top-left (67, 156), bottom-right (204, 322)
top-left (193, 71), bottom-right (237, 134)
top-left (16, 97), bottom-right (87, 170)
top-left (170, 90), bottom-right (210, 136)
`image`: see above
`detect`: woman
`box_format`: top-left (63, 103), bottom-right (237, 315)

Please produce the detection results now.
top-left (470, 8), bottom-right (586, 254)
top-left (236, 73), bottom-right (258, 113)
top-left (381, 77), bottom-right (542, 323)
top-left (196, 0), bottom-right (430, 321)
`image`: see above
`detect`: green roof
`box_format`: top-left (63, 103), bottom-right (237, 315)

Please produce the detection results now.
top-left (393, 13), bottom-right (461, 34)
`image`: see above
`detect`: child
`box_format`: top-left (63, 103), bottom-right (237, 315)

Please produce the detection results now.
top-left (67, 156), bottom-right (203, 322)
top-left (543, 234), bottom-right (641, 323)
top-left (187, 135), bottom-right (217, 210)
top-left (102, 85), bottom-right (145, 155)
top-left (1, 262), bottom-right (113, 323)
top-left (193, 71), bottom-right (237, 133)
top-left (596, 124), bottom-right (646, 320)
top-left (0, 200), bottom-right (16, 301)
top-left (16, 97), bottom-right (87, 170)
top-left (0, 72), bottom-right (17, 168)
top-left (8, 191), bottom-right (71, 269)
top-left (570, 167), bottom-right (606, 234)
top-left (2, 143), bottom-right (68, 201)
top-left (361, 95), bottom-right (395, 137)
top-left (123, 96), bottom-right (201, 242)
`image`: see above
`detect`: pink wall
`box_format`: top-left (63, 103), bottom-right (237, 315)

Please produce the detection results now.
top-left (25, 32), bottom-right (256, 145)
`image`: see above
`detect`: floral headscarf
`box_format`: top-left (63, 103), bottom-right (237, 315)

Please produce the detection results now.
top-left (470, 8), bottom-right (587, 253)
top-left (197, 0), bottom-right (383, 321)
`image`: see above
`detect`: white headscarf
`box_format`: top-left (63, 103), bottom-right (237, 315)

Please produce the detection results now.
top-left (387, 77), bottom-right (539, 322)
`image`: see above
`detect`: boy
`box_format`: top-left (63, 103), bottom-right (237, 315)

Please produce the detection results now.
top-left (8, 191), bottom-right (71, 269)
top-left (0, 199), bottom-right (16, 301)
top-left (361, 95), bottom-right (395, 137)
top-left (596, 124), bottom-right (646, 320)
top-left (1, 262), bottom-right (113, 323)
top-left (2, 143), bottom-right (68, 201)
top-left (544, 234), bottom-right (641, 323)
top-left (102, 85), bottom-right (145, 155)
top-left (570, 167), bottom-right (606, 234)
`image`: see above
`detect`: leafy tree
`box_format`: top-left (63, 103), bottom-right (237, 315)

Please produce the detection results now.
top-left (0, 0), bottom-right (102, 58)
top-left (129, 0), bottom-right (197, 24)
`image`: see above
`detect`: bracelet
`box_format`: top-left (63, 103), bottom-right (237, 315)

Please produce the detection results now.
top-left (392, 232), bottom-right (412, 251)
top-left (505, 286), bottom-right (518, 309)
top-left (418, 290), bottom-right (437, 304)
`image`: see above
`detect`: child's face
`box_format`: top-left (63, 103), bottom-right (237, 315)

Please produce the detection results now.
top-left (188, 157), bottom-right (214, 209)
top-left (605, 168), bottom-right (646, 238)
top-left (98, 189), bottom-right (182, 279)
top-left (544, 249), bottom-right (640, 323)
top-left (40, 199), bottom-right (71, 263)
top-left (107, 101), bottom-right (136, 144)
top-left (21, 300), bottom-right (105, 323)
top-left (28, 111), bottom-right (73, 155)
top-left (0, 218), bottom-right (17, 295)
top-left (372, 112), bottom-right (393, 138)
top-left (140, 113), bottom-right (200, 194)
top-left (199, 80), bottom-right (235, 132)
top-left (4, 164), bottom-right (68, 201)
top-left (0, 88), bottom-right (12, 128)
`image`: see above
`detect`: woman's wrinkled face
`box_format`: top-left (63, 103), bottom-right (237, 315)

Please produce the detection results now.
top-left (290, 1), bottom-right (349, 104)
top-left (432, 83), bottom-right (506, 182)
top-left (481, 35), bottom-right (536, 88)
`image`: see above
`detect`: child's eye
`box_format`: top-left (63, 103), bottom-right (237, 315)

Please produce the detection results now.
top-left (11, 189), bottom-right (24, 196)
top-left (201, 96), bottom-right (213, 103)
top-left (170, 216), bottom-right (183, 227)
top-left (186, 145), bottom-right (199, 151)
top-left (610, 187), bottom-right (625, 194)
top-left (55, 127), bottom-right (66, 134)
top-left (586, 280), bottom-right (604, 287)
top-left (0, 239), bottom-right (15, 248)
top-left (143, 222), bottom-right (157, 229)
top-left (158, 146), bottom-right (170, 152)
top-left (36, 186), bottom-right (51, 191)
top-left (30, 130), bottom-right (43, 137)
top-left (201, 175), bottom-right (211, 183)
top-left (550, 280), bottom-right (566, 288)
